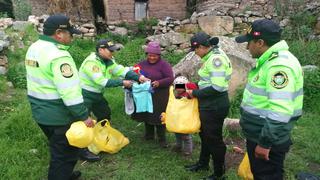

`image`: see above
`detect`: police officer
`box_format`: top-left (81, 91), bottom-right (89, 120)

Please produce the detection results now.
top-left (235, 19), bottom-right (303, 180)
top-left (185, 32), bottom-right (232, 180)
top-left (25, 14), bottom-right (94, 180)
top-left (78, 39), bottom-right (149, 161)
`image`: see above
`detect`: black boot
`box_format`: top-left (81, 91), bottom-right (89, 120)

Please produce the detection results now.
top-left (144, 123), bottom-right (155, 141)
top-left (70, 171), bottom-right (81, 180)
top-left (203, 164), bottom-right (226, 180)
top-left (202, 174), bottom-right (226, 180)
top-left (156, 125), bottom-right (168, 148)
top-left (184, 162), bottom-right (209, 172)
top-left (79, 148), bottom-right (101, 162)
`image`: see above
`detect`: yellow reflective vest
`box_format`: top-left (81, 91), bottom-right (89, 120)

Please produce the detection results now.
top-left (240, 40), bottom-right (303, 148)
top-left (25, 35), bottom-right (88, 125)
top-left (79, 52), bottom-right (130, 93)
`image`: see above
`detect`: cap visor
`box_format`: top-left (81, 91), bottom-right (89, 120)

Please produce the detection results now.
top-left (188, 47), bottom-right (195, 53)
top-left (69, 27), bottom-right (82, 35)
top-left (108, 45), bottom-right (120, 52)
top-left (235, 35), bottom-right (250, 43)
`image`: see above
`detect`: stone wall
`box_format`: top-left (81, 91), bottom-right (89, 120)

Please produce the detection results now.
top-left (28, 0), bottom-right (94, 23)
top-left (148, 0), bottom-right (186, 20)
top-left (106, 0), bottom-right (186, 23)
top-left (197, 0), bottom-right (275, 16)
top-left (105, 0), bottom-right (135, 22)
top-left (28, 0), bottom-right (49, 16)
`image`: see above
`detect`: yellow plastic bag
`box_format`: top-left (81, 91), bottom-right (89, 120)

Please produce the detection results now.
top-left (66, 121), bottom-right (94, 148)
top-left (88, 120), bottom-right (129, 154)
top-left (163, 86), bottom-right (200, 134)
top-left (238, 153), bottom-right (253, 180)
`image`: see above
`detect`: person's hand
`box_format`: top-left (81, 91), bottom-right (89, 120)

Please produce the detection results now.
top-left (255, 145), bottom-right (270, 160)
top-left (186, 90), bottom-right (193, 98)
top-left (123, 80), bottom-right (133, 88)
top-left (83, 117), bottom-right (95, 128)
top-left (151, 81), bottom-right (159, 88)
top-left (139, 75), bottom-right (150, 83)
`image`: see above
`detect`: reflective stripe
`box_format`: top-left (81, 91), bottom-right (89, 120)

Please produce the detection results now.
top-left (28, 90), bottom-right (60, 100)
top-left (56, 79), bottom-right (80, 90)
top-left (121, 67), bottom-right (130, 77)
top-left (99, 79), bottom-right (108, 86)
top-left (80, 72), bottom-right (91, 80)
top-left (204, 72), bottom-right (231, 81)
top-left (278, 54), bottom-right (289, 59)
top-left (246, 84), bottom-right (303, 100)
top-left (200, 76), bottom-right (210, 82)
top-left (27, 74), bottom-right (54, 86)
top-left (212, 84), bottom-right (227, 92)
top-left (92, 73), bottom-right (103, 80)
top-left (241, 104), bottom-right (302, 123)
top-left (81, 84), bottom-right (101, 93)
top-left (246, 84), bottom-right (267, 96)
top-left (269, 88), bottom-right (303, 100)
top-left (210, 71), bottom-right (226, 77)
top-left (112, 65), bottom-right (123, 75)
top-left (64, 97), bottom-right (84, 106)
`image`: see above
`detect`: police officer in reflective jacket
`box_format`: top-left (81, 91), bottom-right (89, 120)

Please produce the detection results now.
top-left (235, 19), bottom-right (303, 180)
top-left (25, 14), bottom-right (94, 180)
top-left (185, 32), bottom-right (232, 180)
top-left (78, 39), bottom-right (149, 161)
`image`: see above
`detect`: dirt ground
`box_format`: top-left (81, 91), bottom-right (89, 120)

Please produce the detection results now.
top-left (225, 137), bottom-right (246, 170)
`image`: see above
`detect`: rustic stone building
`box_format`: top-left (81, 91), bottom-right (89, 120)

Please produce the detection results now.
top-left (28, 0), bottom-right (187, 23)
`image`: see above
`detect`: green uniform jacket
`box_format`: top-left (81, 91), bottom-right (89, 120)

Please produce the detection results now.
top-left (192, 47), bottom-right (233, 110)
top-left (25, 35), bottom-right (89, 125)
top-left (240, 40), bottom-right (304, 148)
top-left (79, 52), bottom-right (139, 100)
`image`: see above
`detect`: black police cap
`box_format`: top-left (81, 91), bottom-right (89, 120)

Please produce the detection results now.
top-left (96, 39), bottom-right (120, 52)
top-left (44, 14), bottom-right (81, 34)
top-left (235, 19), bottom-right (281, 43)
top-left (190, 32), bottom-right (219, 51)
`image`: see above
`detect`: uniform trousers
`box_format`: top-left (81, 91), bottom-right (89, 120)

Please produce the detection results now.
top-left (38, 124), bottom-right (79, 180)
top-left (198, 108), bottom-right (229, 176)
top-left (246, 139), bottom-right (292, 180)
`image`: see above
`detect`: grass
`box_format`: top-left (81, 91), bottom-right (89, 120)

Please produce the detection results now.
top-left (1, 23), bottom-right (320, 179)
top-left (0, 86), bottom-right (319, 179)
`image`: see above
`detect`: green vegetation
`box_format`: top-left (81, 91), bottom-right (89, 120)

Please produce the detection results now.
top-left (282, 11), bottom-right (317, 41)
top-left (1, 12), bottom-right (320, 179)
top-left (12, 0), bottom-right (32, 20)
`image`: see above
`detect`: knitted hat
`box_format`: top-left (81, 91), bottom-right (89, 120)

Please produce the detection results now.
top-left (145, 41), bottom-right (161, 55)
top-left (173, 76), bottom-right (189, 85)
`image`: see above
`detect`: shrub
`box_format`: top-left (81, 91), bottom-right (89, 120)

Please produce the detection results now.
top-left (303, 69), bottom-right (320, 113)
top-left (287, 40), bottom-right (320, 67)
top-left (12, 0), bottom-right (31, 20)
top-left (228, 87), bottom-right (244, 118)
top-left (69, 38), bottom-right (95, 68)
top-left (114, 38), bottom-right (146, 66)
top-left (97, 32), bottom-right (129, 45)
top-left (163, 52), bottom-right (186, 66)
top-left (7, 62), bottom-right (26, 89)
top-left (282, 11), bottom-right (317, 40)
top-left (134, 17), bottom-right (158, 36)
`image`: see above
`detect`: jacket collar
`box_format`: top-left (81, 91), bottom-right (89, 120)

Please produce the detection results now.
top-left (256, 40), bottom-right (289, 68)
top-left (39, 35), bottom-right (70, 50)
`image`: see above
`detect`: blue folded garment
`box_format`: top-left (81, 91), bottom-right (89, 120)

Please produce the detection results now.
top-left (132, 82), bottom-right (153, 113)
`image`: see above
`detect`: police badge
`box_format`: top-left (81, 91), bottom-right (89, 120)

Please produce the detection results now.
top-left (271, 71), bottom-right (288, 89)
top-left (60, 63), bottom-right (73, 78)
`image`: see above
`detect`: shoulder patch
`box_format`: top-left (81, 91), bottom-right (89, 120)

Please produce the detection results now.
top-left (60, 63), bottom-right (73, 78)
top-left (213, 58), bottom-right (222, 68)
top-left (92, 65), bottom-right (100, 73)
top-left (25, 59), bottom-right (39, 67)
top-left (271, 71), bottom-right (288, 89)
